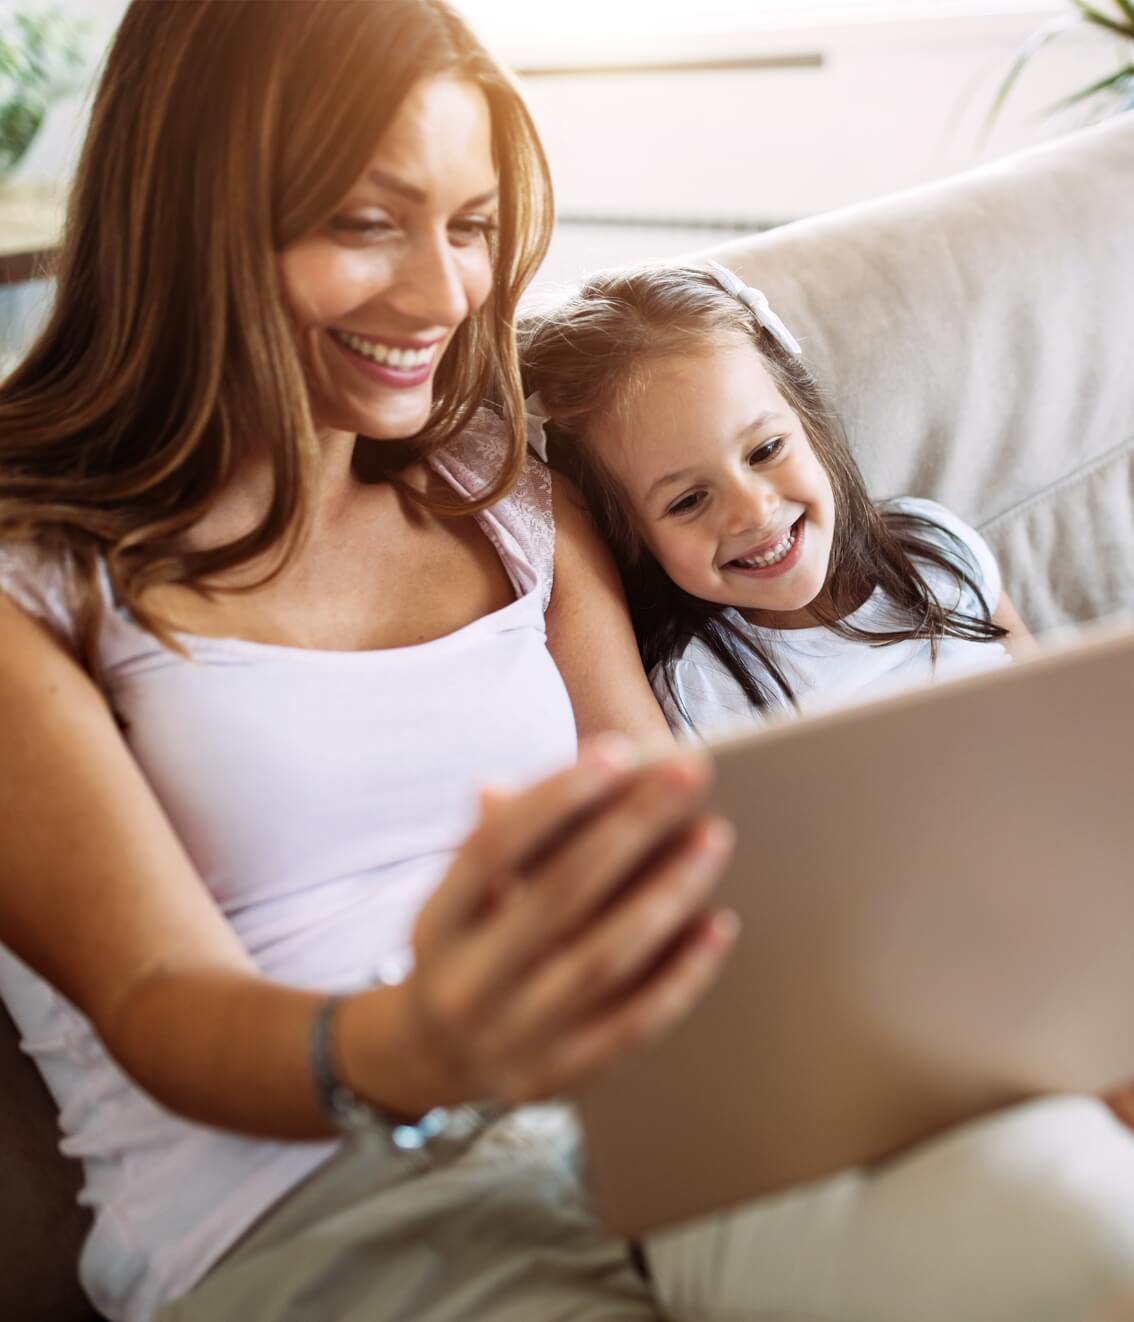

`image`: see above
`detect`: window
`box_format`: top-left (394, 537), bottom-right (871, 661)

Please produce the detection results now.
top-left (451, 1), bottom-right (1064, 64)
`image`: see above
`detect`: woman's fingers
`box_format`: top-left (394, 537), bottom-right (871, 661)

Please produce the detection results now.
top-left (434, 754), bottom-right (714, 1009)
top-left (487, 817), bottom-right (735, 1056)
top-left (418, 734), bottom-right (641, 939)
top-left (496, 907), bottom-right (740, 1105)
top-left (408, 738), bottom-right (727, 1104)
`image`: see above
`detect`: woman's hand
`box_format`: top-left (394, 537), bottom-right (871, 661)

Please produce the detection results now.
top-left (378, 736), bottom-right (737, 1113)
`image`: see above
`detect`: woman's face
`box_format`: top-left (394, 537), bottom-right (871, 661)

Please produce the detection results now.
top-left (590, 337), bottom-right (837, 628)
top-left (280, 76), bottom-right (499, 442)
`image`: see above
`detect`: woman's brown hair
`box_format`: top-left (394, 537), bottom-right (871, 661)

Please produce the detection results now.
top-left (0, 0), bottom-right (553, 668)
top-left (519, 264), bottom-right (1006, 723)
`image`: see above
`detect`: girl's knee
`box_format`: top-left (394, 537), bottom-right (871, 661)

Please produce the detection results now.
top-left (853, 1095), bottom-right (1134, 1321)
top-left (647, 1098), bottom-right (1134, 1322)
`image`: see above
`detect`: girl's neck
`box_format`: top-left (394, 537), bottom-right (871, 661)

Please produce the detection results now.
top-left (739, 577), bottom-right (873, 632)
top-left (740, 603), bottom-right (825, 631)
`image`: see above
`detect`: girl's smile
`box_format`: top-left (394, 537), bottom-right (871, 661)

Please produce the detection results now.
top-left (720, 513), bottom-right (806, 578)
top-left (592, 337), bottom-right (837, 628)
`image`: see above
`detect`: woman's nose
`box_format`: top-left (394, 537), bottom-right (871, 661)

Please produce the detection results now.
top-left (386, 232), bottom-right (471, 329)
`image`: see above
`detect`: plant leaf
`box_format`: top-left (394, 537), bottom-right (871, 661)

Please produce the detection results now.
top-left (982, 16), bottom-right (1076, 144)
top-left (1047, 63), bottom-right (1134, 113)
top-left (1071, 1), bottom-right (1134, 39)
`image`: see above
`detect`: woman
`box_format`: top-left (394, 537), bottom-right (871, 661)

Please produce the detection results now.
top-left (1, 4), bottom-right (1132, 1322)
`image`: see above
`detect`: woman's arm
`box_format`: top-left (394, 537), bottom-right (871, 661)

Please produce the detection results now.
top-left (545, 472), bottom-right (672, 746)
top-left (1, 593), bottom-right (732, 1133)
top-left (0, 595), bottom-right (350, 1137)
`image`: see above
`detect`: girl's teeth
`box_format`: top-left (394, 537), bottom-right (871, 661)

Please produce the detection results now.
top-left (732, 526), bottom-right (796, 569)
top-left (332, 330), bottom-right (435, 369)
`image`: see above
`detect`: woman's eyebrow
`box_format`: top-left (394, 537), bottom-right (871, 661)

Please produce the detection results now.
top-left (365, 168), bottom-right (498, 209)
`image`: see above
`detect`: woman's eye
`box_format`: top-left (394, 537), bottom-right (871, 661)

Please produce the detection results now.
top-left (330, 214), bottom-right (395, 239)
top-left (666, 491), bottom-right (706, 517)
top-left (450, 215), bottom-right (499, 244)
top-left (748, 437), bottom-right (785, 466)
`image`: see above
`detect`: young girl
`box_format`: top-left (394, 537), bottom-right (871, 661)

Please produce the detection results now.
top-left (520, 261), bottom-right (1032, 737)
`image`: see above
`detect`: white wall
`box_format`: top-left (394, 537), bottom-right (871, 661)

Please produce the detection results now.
top-left (520, 12), bottom-right (1124, 225)
top-left (520, 7), bottom-right (1127, 286)
top-left (15, 2), bottom-right (1128, 209)
top-left (5, 1), bottom-right (1131, 298)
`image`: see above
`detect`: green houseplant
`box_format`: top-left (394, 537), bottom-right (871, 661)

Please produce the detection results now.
top-left (0, 6), bottom-right (90, 176)
top-left (991, 0), bottom-right (1134, 128)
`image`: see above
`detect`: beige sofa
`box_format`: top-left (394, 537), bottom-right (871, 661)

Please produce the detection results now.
top-left (695, 114), bottom-right (1134, 634)
top-left (2, 114), bottom-right (1132, 1322)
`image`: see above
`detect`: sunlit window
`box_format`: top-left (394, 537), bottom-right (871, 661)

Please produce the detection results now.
top-left (451, 0), bottom-right (1062, 55)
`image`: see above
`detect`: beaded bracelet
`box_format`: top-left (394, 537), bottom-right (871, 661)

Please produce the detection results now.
top-left (309, 995), bottom-right (451, 1150)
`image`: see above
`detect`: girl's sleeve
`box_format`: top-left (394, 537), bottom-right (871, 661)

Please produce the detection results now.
top-left (890, 497), bottom-right (1003, 615)
top-left (651, 642), bottom-right (770, 741)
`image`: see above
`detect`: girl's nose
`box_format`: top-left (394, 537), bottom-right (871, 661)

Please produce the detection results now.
top-left (386, 233), bottom-right (471, 329)
top-left (723, 473), bottom-right (777, 536)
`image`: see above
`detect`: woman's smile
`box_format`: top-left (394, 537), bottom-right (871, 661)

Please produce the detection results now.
top-left (280, 75), bottom-right (498, 443)
top-left (327, 329), bottom-right (443, 388)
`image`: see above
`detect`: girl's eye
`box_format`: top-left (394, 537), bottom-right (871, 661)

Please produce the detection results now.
top-left (450, 215), bottom-right (499, 244)
top-left (748, 437), bottom-right (785, 466)
top-left (666, 491), bottom-right (706, 517)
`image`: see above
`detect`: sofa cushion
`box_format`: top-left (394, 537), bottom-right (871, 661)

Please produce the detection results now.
top-left (696, 115), bottom-right (1134, 630)
top-left (980, 435), bottom-right (1134, 630)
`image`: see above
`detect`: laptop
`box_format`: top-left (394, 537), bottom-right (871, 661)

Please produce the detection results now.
top-left (577, 621), bottom-right (1134, 1237)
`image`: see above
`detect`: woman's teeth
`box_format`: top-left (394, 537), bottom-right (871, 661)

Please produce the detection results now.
top-left (730, 524), bottom-right (797, 569)
top-left (331, 330), bottom-right (436, 369)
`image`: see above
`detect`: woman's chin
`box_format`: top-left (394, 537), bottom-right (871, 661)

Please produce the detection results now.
top-left (320, 394), bottom-right (434, 443)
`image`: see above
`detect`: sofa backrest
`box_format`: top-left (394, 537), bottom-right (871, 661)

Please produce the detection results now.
top-left (694, 116), bottom-right (1134, 632)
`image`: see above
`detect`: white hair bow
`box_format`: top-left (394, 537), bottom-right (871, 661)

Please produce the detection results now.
top-left (525, 391), bottom-right (551, 462)
top-left (706, 260), bottom-right (802, 358)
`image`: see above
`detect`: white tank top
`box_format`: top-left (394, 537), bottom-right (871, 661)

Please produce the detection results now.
top-left (0, 411), bottom-right (576, 1321)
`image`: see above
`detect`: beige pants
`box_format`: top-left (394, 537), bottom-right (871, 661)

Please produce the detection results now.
top-left (159, 1096), bottom-right (1134, 1322)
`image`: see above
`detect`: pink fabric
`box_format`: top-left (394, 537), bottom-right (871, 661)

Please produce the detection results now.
top-left (0, 411), bottom-right (577, 1321)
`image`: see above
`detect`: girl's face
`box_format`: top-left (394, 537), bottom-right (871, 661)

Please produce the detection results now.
top-left (279, 76), bottom-right (499, 442)
top-left (591, 337), bottom-right (837, 627)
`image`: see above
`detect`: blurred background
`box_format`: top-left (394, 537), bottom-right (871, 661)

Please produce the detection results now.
top-left (1, 0), bottom-right (1131, 364)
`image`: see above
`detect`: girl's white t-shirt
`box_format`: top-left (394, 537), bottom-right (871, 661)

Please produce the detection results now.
top-left (658, 498), bottom-right (1011, 739)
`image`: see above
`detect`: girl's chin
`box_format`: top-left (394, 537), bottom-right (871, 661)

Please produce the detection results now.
top-left (710, 573), bottom-right (829, 624)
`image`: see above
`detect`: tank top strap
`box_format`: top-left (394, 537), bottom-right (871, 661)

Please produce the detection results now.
top-left (430, 408), bottom-right (555, 612)
top-left (0, 538), bottom-right (80, 652)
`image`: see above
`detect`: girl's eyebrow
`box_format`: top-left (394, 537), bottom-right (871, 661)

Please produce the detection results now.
top-left (738, 409), bottom-right (788, 438)
top-left (364, 167), bottom-right (498, 210)
top-left (645, 410), bottom-right (788, 501)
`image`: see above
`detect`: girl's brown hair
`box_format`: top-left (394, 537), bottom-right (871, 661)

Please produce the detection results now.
top-left (0, 0), bottom-right (553, 668)
top-left (519, 264), bottom-right (1005, 722)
